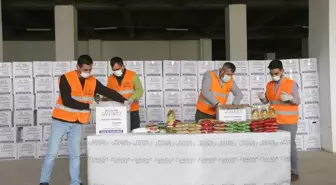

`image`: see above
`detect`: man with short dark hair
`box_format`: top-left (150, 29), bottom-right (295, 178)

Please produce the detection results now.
top-left (107, 57), bottom-right (144, 130)
top-left (39, 55), bottom-right (128, 185)
top-left (258, 59), bottom-right (300, 182)
top-left (195, 62), bottom-right (243, 122)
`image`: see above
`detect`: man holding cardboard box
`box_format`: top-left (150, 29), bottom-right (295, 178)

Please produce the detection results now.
top-left (258, 59), bottom-right (300, 182)
top-left (107, 57), bottom-right (144, 131)
top-left (195, 62), bottom-right (243, 122)
top-left (39, 55), bottom-right (129, 185)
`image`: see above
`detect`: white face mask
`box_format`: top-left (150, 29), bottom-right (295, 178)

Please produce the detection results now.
top-left (114, 69), bottom-right (123, 77)
top-left (272, 75), bottom-right (281, 82)
top-left (80, 72), bottom-right (90, 78)
top-left (221, 75), bottom-right (231, 83)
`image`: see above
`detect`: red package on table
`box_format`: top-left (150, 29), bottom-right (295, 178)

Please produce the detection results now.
top-left (264, 129), bottom-right (278, 132)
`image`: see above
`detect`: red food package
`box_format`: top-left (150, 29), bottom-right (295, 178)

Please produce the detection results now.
top-left (264, 122), bottom-right (278, 127)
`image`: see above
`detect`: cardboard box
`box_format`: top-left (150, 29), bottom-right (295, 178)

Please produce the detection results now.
top-left (82, 124), bottom-right (96, 140)
top-left (282, 59), bottom-right (300, 74)
top-left (53, 77), bottom-right (60, 93)
top-left (295, 135), bottom-right (305, 151)
top-left (299, 104), bottom-right (304, 120)
top-left (17, 142), bottom-right (37, 159)
top-left (300, 58), bottom-right (318, 74)
top-left (146, 91), bottom-right (163, 107)
top-left (33, 61), bottom-right (53, 77)
top-left (0, 143), bottom-right (17, 160)
top-left (0, 111), bottom-right (12, 127)
top-left (34, 77), bottom-right (53, 94)
top-left (35, 93), bottom-right (54, 109)
top-left (0, 95), bottom-right (13, 111)
top-left (37, 142), bottom-right (48, 158)
top-left (0, 62), bottom-right (12, 78)
top-left (163, 60), bottom-right (181, 76)
top-left (302, 88), bottom-right (319, 103)
top-left (139, 107), bottom-right (147, 127)
top-left (164, 91), bottom-right (181, 107)
top-left (286, 73), bottom-right (301, 89)
top-left (0, 78), bottom-right (12, 94)
top-left (233, 75), bottom-right (250, 90)
top-left (144, 61), bottom-right (162, 76)
top-left (71, 61), bottom-right (77, 70)
top-left (145, 76), bottom-right (163, 91)
top-left (304, 134), bottom-right (321, 151)
top-left (308, 119), bottom-right (320, 135)
top-left (303, 103), bottom-right (320, 119)
top-left (163, 76), bottom-right (180, 91)
top-left (0, 127), bottom-right (16, 143)
top-left (227, 90), bottom-right (250, 105)
top-left (126, 61), bottom-right (144, 76)
top-left (14, 111), bottom-right (34, 127)
top-left (12, 62), bottom-right (33, 78)
top-left (37, 109), bottom-right (52, 126)
top-left (90, 110), bottom-right (96, 124)
top-left (297, 120), bottom-right (308, 135)
top-left (13, 78), bottom-right (33, 94)
top-left (248, 60), bottom-right (266, 75)
top-left (80, 141), bottom-right (87, 157)
top-left (42, 125), bottom-right (51, 142)
top-left (250, 90), bottom-right (264, 105)
top-left (164, 107), bottom-right (182, 122)
top-left (181, 60), bottom-right (197, 75)
top-left (22, 126), bottom-right (42, 142)
top-left (182, 91), bottom-right (198, 106)
top-left (181, 76), bottom-right (197, 91)
top-left (14, 94), bottom-right (34, 111)
top-left (91, 61), bottom-right (108, 76)
top-left (95, 101), bottom-right (130, 134)
top-left (231, 61), bottom-right (249, 75)
top-left (198, 75), bottom-right (204, 91)
top-left (52, 61), bottom-right (71, 77)
top-left (214, 61), bottom-right (226, 69)
top-left (216, 104), bottom-right (250, 122)
top-left (182, 106), bottom-right (196, 122)
top-left (57, 143), bottom-right (70, 158)
top-left (249, 75), bottom-right (266, 90)
top-left (301, 72), bottom-right (319, 88)
top-left (197, 61), bottom-right (214, 75)
top-left (146, 107), bottom-right (164, 123)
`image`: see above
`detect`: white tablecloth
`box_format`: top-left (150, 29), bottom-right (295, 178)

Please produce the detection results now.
top-left (87, 132), bottom-right (291, 185)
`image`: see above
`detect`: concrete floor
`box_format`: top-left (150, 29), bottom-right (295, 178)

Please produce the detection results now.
top-left (0, 151), bottom-right (335, 185)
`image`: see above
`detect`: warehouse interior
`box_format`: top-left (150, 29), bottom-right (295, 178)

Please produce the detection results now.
top-left (1, 0), bottom-right (336, 185)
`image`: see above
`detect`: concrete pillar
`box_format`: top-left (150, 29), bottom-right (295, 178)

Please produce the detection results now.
top-left (309, 0), bottom-right (335, 152)
top-left (0, 0), bottom-right (3, 62)
top-left (54, 5), bottom-right (77, 61)
top-left (302, 38), bottom-right (309, 58)
top-left (225, 4), bottom-right (247, 61)
top-left (264, 52), bottom-right (276, 60)
top-left (199, 38), bottom-right (212, 60)
top-left (88, 40), bottom-right (102, 61)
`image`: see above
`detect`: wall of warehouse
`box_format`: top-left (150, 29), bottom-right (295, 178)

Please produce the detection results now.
top-left (3, 40), bottom-right (211, 62)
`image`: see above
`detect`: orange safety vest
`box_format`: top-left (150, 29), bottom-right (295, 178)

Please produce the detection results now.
top-left (266, 77), bottom-right (298, 124)
top-left (196, 70), bottom-right (233, 116)
top-left (107, 69), bottom-right (139, 111)
top-left (52, 70), bottom-right (96, 124)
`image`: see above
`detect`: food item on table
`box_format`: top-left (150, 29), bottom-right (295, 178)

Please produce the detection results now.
top-left (175, 130), bottom-right (189, 134)
top-left (260, 106), bottom-right (268, 119)
top-left (157, 123), bottom-right (167, 130)
top-left (268, 106), bottom-right (276, 118)
top-left (166, 108), bottom-right (176, 126)
top-left (145, 123), bottom-right (159, 133)
top-left (251, 106), bottom-right (260, 120)
top-left (166, 126), bottom-right (175, 134)
top-left (189, 130), bottom-right (202, 134)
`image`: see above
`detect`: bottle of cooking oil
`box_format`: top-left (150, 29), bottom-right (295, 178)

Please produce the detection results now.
top-left (260, 105), bottom-right (268, 119)
top-left (268, 105), bottom-right (276, 118)
top-left (251, 105), bottom-right (260, 120)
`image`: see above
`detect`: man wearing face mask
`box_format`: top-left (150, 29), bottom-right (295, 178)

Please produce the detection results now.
top-left (39, 55), bottom-right (128, 185)
top-left (107, 57), bottom-right (144, 131)
top-left (258, 59), bottom-right (300, 182)
top-left (195, 62), bottom-right (243, 122)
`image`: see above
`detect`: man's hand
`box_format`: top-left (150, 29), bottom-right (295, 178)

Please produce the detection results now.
top-left (280, 91), bottom-right (294, 102)
top-left (258, 92), bottom-right (266, 100)
top-left (89, 100), bottom-right (99, 111)
top-left (124, 100), bottom-right (131, 111)
top-left (127, 98), bottom-right (134, 105)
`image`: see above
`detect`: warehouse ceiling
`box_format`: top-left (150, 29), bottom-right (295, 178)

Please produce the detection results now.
top-left (1, 0), bottom-right (308, 59)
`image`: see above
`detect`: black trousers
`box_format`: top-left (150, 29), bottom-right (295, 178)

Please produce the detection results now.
top-left (130, 110), bottom-right (141, 130)
top-left (195, 110), bottom-right (216, 122)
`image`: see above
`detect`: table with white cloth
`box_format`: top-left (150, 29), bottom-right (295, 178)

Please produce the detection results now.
top-left (87, 131), bottom-right (291, 185)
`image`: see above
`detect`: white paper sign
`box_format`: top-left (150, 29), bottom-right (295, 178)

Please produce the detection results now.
top-left (0, 78), bottom-right (12, 94)
top-left (0, 95), bottom-right (13, 111)
top-left (145, 76), bottom-right (163, 91)
top-left (17, 142), bottom-right (37, 159)
top-left (33, 61), bottom-right (53, 77)
top-left (37, 109), bottom-right (52, 126)
top-left (163, 76), bottom-right (180, 91)
top-left (217, 108), bottom-right (247, 122)
top-left (0, 62), bottom-right (12, 78)
top-left (308, 119), bottom-right (320, 135)
top-left (52, 61), bottom-right (71, 77)
top-left (0, 127), bottom-right (16, 143)
top-left (300, 58), bottom-right (318, 73)
top-left (23, 126), bottom-right (42, 142)
top-left (182, 106), bottom-right (196, 122)
top-left (14, 111), bottom-right (34, 127)
top-left (303, 88), bottom-right (319, 103)
top-left (37, 142), bottom-right (49, 158)
top-left (232, 61), bottom-right (249, 75)
top-left (96, 106), bottom-right (128, 134)
top-left (233, 75), bottom-right (250, 90)
top-left (13, 78), bottom-right (33, 94)
top-left (181, 61), bottom-right (197, 75)
top-left (144, 61), bottom-right (162, 76)
top-left (182, 91), bottom-right (198, 106)
top-left (91, 61), bottom-right (108, 76)
top-left (0, 111), bottom-right (12, 127)
top-left (301, 72), bottom-right (319, 88)
top-left (53, 77), bottom-right (60, 93)
top-left (164, 91), bottom-right (181, 107)
top-left (0, 143), bottom-right (17, 160)
top-left (126, 61), bottom-right (144, 76)
top-left (14, 94), bottom-right (34, 111)
top-left (282, 59), bottom-right (300, 74)
top-left (303, 103), bottom-right (320, 119)
top-left (197, 61), bottom-right (214, 75)
top-left (164, 107), bottom-right (182, 122)
top-left (35, 93), bottom-right (54, 109)
top-left (249, 60), bottom-right (266, 75)
top-left (146, 107), bottom-right (164, 123)
top-left (146, 91), bottom-right (163, 107)
top-left (12, 62), bottom-right (33, 78)
top-left (181, 76), bottom-right (197, 91)
top-left (304, 134), bottom-right (321, 151)
top-left (297, 120), bottom-right (308, 135)
top-left (250, 75), bottom-right (266, 90)
top-left (163, 60), bottom-right (181, 76)
top-left (34, 77), bottom-right (53, 93)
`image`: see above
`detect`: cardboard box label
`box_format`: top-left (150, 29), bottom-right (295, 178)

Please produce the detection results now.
top-left (96, 106), bottom-right (128, 134)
